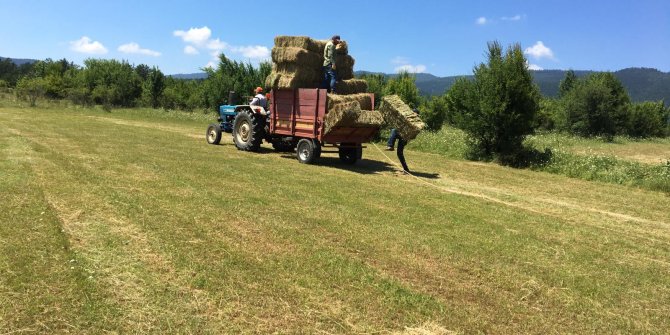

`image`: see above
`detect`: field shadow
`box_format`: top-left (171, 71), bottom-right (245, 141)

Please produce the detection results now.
top-left (410, 171), bottom-right (440, 179)
top-left (278, 154), bottom-right (396, 175)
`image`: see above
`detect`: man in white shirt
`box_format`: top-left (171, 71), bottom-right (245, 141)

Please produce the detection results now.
top-left (249, 87), bottom-right (267, 109)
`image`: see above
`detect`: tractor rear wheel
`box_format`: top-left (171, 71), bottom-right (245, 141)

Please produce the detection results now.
top-left (206, 123), bottom-right (222, 145)
top-left (233, 109), bottom-right (265, 151)
top-left (296, 139), bottom-right (317, 164)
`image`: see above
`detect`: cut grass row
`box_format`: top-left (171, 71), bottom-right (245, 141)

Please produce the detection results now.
top-left (1, 103), bottom-right (669, 333)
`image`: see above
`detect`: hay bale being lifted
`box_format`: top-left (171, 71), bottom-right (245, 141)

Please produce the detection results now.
top-left (379, 95), bottom-right (425, 140)
top-left (335, 79), bottom-right (368, 95)
top-left (327, 93), bottom-right (373, 111)
top-left (323, 100), bottom-right (362, 135)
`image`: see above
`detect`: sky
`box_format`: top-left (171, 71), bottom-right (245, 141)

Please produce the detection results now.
top-left (1, 0), bottom-right (669, 76)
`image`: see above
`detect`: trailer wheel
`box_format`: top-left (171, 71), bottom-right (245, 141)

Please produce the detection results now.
top-left (296, 139), bottom-right (317, 164)
top-left (312, 139), bottom-right (322, 158)
top-left (233, 109), bottom-right (265, 151)
top-left (338, 143), bottom-right (361, 164)
top-left (206, 123), bottom-right (222, 145)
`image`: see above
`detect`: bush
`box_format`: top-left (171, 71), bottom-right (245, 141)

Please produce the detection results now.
top-left (628, 101), bottom-right (668, 138)
top-left (420, 95), bottom-right (447, 131)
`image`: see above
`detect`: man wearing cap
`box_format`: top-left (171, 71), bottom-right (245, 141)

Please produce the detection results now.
top-left (322, 35), bottom-right (340, 93)
top-left (249, 87), bottom-right (267, 110)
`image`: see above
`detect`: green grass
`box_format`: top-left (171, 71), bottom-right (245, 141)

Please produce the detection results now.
top-left (407, 126), bottom-right (670, 193)
top-left (2, 101), bottom-right (670, 333)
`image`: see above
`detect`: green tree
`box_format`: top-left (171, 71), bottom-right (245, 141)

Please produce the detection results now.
top-left (558, 69), bottom-right (577, 98)
top-left (449, 41), bottom-right (541, 163)
top-left (201, 53), bottom-right (271, 110)
top-left (444, 77), bottom-right (477, 126)
top-left (421, 95), bottom-right (448, 131)
top-left (81, 59), bottom-right (142, 107)
top-left (358, 73), bottom-right (387, 108)
top-left (383, 71), bottom-right (420, 108)
top-left (561, 72), bottom-right (631, 139)
top-left (628, 101), bottom-right (668, 137)
top-left (142, 67), bottom-right (165, 108)
top-left (15, 77), bottom-right (47, 106)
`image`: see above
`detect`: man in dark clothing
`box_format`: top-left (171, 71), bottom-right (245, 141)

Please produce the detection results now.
top-left (386, 108), bottom-right (420, 173)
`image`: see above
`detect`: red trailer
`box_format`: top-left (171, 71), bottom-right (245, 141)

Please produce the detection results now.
top-left (208, 88), bottom-right (380, 164)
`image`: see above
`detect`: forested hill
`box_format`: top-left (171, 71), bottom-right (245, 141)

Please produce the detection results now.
top-left (358, 68), bottom-right (670, 103)
top-left (1, 57), bottom-right (37, 65)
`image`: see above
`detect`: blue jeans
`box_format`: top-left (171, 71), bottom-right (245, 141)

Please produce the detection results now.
top-left (387, 128), bottom-right (398, 148)
top-left (322, 65), bottom-right (336, 93)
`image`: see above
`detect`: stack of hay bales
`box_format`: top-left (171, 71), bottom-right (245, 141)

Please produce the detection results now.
top-left (266, 36), bottom-right (363, 91)
top-left (379, 95), bottom-right (425, 140)
top-left (266, 36), bottom-right (378, 136)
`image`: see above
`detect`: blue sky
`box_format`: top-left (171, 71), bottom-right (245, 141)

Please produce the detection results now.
top-left (1, 0), bottom-right (668, 76)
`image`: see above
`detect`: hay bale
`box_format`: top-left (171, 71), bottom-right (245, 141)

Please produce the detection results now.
top-left (336, 40), bottom-right (348, 55)
top-left (353, 110), bottom-right (384, 128)
top-left (379, 95), bottom-right (425, 140)
top-left (274, 36), bottom-right (322, 53)
top-left (266, 71), bottom-right (322, 89)
top-left (335, 79), bottom-right (368, 95)
top-left (271, 47), bottom-right (322, 68)
top-left (323, 100), bottom-right (361, 135)
top-left (335, 54), bottom-right (355, 80)
top-left (327, 93), bottom-right (373, 111)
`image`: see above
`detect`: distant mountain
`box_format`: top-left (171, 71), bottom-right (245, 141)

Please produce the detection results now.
top-left (169, 73), bottom-right (208, 80)
top-left (356, 68), bottom-right (670, 104)
top-left (1, 57), bottom-right (38, 65)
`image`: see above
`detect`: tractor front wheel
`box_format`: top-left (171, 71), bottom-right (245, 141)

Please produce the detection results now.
top-left (206, 124), bottom-right (222, 145)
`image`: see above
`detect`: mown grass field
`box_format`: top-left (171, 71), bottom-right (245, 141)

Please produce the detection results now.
top-left (1, 101), bottom-right (669, 334)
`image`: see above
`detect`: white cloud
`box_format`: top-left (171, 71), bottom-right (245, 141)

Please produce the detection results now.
top-left (173, 26), bottom-right (211, 47)
top-left (527, 63), bottom-right (543, 70)
top-left (184, 45), bottom-right (199, 55)
top-left (502, 15), bottom-right (522, 21)
top-left (524, 41), bottom-right (554, 60)
top-left (118, 42), bottom-right (161, 57)
top-left (476, 17), bottom-right (487, 25)
top-left (395, 64), bottom-right (427, 73)
top-left (207, 38), bottom-right (228, 51)
top-left (231, 45), bottom-right (270, 59)
top-left (70, 36), bottom-right (108, 54)
top-left (174, 26), bottom-right (269, 67)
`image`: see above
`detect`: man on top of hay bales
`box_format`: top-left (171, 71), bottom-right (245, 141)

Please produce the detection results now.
top-left (322, 35), bottom-right (341, 93)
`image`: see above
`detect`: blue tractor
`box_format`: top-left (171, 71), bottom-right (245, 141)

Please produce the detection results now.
top-left (205, 104), bottom-right (237, 145)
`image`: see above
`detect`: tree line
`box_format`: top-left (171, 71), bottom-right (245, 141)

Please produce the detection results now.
top-left (1, 55), bottom-right (270, 112)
